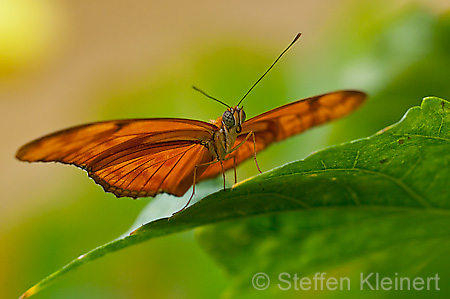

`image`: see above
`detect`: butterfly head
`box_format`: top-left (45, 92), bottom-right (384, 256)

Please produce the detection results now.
top-left (222, 106), bottom-right (246, 133)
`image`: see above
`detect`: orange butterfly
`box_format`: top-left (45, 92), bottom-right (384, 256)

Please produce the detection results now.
top-left (16, 33), bottom-right (366, 211)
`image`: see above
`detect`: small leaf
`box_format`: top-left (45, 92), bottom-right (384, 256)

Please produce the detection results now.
top-left (20, 97), bottom-right (450, 298)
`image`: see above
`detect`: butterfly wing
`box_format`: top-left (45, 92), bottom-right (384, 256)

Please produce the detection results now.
top-left (16, 118), bottom-right (218, 197)
top-left (197, 90), bottom-right (366, 180)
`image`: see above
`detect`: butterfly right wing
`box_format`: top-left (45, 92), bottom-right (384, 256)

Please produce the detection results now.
top-left (197, 90), bottom-right (367, 181)
top-left (16, 118), bottom-right (218, 197)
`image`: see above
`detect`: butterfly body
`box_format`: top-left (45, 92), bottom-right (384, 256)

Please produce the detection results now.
top-left (207, 106), bottom-right (246, 162)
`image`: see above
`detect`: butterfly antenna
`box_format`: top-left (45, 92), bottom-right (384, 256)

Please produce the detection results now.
top-left (192, 86), bottom-right (232, 109)
top-left (237, 33), bottom-right (301, 107)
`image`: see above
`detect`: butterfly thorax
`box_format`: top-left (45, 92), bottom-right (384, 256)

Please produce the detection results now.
top-left (207, 106), bottom-right (246, 161)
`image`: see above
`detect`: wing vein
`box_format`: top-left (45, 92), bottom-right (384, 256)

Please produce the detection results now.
top-left (155, 144), bottom-right (197, 193)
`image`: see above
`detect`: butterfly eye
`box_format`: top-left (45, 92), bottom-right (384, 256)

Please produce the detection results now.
top-left (222, 110), bottom-right (235, 127)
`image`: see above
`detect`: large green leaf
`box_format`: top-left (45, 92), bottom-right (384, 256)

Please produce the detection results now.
top-left (20, 96), bottom-right (450, 298)
top-left (196, 96), bottom-right (450, 298)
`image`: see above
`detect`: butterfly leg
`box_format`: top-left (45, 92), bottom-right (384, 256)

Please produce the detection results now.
top-left (172, 158), bottom-right (230, 215)
top-left (230, 131), bottom-right (262, 173)
top-left (250, 131), bottom-right (262, 174)
top-left (233, 155), bottom-right (237, 184)
top-left (173, 161), bottom-right (212, 215)
top-left (220, 160), bottom-right (226, 190)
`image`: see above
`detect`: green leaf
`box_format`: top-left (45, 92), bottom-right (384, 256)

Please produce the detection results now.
top-left (196, 96), bottom-right (450, 297)
top-left (20, 96), bottom-right (450, 298)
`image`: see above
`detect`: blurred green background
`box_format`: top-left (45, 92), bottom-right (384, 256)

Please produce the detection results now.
top-left (2, 0), bottom-right (450, 298)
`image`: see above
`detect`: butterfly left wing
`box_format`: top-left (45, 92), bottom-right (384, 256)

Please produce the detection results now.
top-left (16, 118), bottom-right (217, 198)
top-left (197, 90), bottom-right (366, 181)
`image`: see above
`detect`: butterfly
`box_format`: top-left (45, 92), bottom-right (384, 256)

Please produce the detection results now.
top-left (16, 33), bottom-right (366, 211)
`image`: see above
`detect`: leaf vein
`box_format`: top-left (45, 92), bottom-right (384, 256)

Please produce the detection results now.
top-left (265, 167), bottom-right (430, 208)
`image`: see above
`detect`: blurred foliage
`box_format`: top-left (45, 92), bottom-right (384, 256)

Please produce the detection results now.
top-left (6, 2), bottom-right (450, 299)
top-left (0, 0), bottom-right (64, 76)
